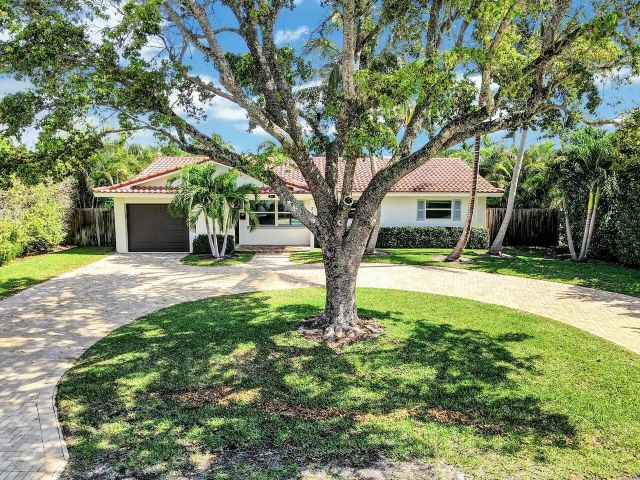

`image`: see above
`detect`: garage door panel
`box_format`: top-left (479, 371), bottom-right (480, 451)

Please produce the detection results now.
top-left (127, 204), bottom-right (189, 252)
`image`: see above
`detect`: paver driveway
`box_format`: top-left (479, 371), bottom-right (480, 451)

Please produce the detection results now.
top-left (1, 252), bottom-right (639, 478)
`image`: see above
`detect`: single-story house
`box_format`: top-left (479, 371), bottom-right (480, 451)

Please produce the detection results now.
top-left (93, 156), bottom-right (503, 253)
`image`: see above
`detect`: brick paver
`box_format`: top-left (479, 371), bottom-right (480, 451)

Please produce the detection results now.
top-left (0, 252), bottom-right (638, 478)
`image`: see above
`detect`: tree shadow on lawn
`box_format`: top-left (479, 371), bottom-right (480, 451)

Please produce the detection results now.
top-left (58, 291), bottom-right (576, 479)
top-left (0, 276), bottom-right (39, 298)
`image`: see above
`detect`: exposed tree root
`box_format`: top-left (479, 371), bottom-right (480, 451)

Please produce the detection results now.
top-left (432, 255), bottom-right (475, 264)
top-left (362, 251), bottom-right (390, 258)
top-left (298, 316), bottom-right (384, 349)
top-left (484, 251), bottom-right (512, 258)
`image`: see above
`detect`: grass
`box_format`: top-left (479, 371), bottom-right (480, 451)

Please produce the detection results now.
top-left (181, 251), bottom-right (255, 266)
top-left (0, 246), bottom-right (113, 299)
top-left (57, 288), bottom-right (640, 479)
top-left (290, 248), bottom-right (640, 297)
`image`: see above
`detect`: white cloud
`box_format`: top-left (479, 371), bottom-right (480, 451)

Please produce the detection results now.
top-left (275, 26), bottom-right (309, 44)
top-left (595, 66), bottom-right (640, 87)
top-left (235, 123), bottom-right (270, 137)
top-left (84, 4), bottom-right (122, 45)
top-left (0, 77), bottom-right (33, 96)
top-left (209, 97), bottom-right (248, 121)
top-left (140, 36), bottom-right (166, 62)
top-left (170, 75), bottom-right (249, 123)
top-left (293, 79), bottom-right (323, 91)
top-left (125, 129), bottom-right (158, 145)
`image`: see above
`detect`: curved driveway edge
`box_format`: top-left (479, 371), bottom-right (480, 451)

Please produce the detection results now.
top-left (0, 252), bottom-right (638, 478)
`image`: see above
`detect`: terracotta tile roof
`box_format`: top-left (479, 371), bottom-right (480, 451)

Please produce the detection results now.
top-left (92, 156), bottom-right (209, 193)
top-left (93, 155), bottom-right (502, 195)
top-left (103, 185), bottom-right (179, 194)
top-left (271, 157), bottom-right (503, 194)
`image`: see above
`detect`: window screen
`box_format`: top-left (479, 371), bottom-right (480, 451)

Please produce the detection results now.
top-left (452, 200), bottom-right (462, 221)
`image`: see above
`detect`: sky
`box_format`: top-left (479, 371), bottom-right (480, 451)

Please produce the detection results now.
top-left (1, 1), bottom-right (639, 152)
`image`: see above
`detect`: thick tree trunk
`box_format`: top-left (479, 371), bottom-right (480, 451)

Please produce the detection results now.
top-left (562, 197), bottom-right (578, 260)
top-left (320, 247), bottom-right (360, 330)
top-left (364, 208), bottom-right (382, 255)
top-left (489, 128), bottom-right (528, 255)
top-left (446, 135), bottom-right (480, 262)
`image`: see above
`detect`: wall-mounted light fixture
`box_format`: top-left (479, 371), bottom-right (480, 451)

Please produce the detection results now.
top-left (268, 194), bottom-right (276, 199)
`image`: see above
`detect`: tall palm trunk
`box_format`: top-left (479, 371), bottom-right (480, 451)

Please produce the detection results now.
top-left (489, 128), bottom-right (528, 255)
top-left (446, 135), bottom-right (480, 262)
top-left (577, 187), bottom-right (595, 261)
top-left (578, 185), bottom-right (601, 261)
top-left (204, 216), bottom-right (219, 258)
top-left (365, 156), bottom-right (381, 255)
top-left (219, 210), bottom-right (232, 257)
top-left (562, 197), bottom-right (578, 260)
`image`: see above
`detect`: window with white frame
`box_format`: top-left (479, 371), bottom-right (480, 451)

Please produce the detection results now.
top-left (250, 200), bottom-right (304, 227)
top-left (417, 199), bottom-right (462, 221)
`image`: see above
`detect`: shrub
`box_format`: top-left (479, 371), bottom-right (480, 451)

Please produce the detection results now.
top-left (0, 178), bottom-right (71, 262)
top-left (563, 164), bottom-right (640, 268)
top-left (0, 218), bottom-right (27, 265)
top-left (377, 226), bottom-right (490, 249)
top-left (192, 234), bottom-right (235, 255)
top-left (595, 165), bottom-right (640, 267)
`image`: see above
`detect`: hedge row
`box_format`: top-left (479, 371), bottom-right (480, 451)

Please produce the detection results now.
top-left (192, 234), bottom-right (236, 255)
top-left (377, 226), bottom-right (490, 249)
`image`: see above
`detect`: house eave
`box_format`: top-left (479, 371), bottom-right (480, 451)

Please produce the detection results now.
top-left (94, 190), bottom-right (503, 199)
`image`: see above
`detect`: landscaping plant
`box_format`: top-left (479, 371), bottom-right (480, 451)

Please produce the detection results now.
top-left (0, 178), bottom-right (71, 265)
top-left (551, 127), bottom-right (614, 262)
top-left (168, 164), bottom-right (258, 259)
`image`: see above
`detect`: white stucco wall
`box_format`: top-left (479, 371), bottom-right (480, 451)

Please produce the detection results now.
top-left (104, 159), bottom-right (496, 251)
top-left (110, 193), bottom-right (491, 251)
top-left (379, 195), bottom-right (486, 228)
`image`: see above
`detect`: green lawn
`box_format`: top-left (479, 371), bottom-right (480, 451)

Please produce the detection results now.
top-left (58, 288), bottom-right (640, 479)
top-left (181, 251), bottom-right (255, 266)
top-left (291, 248), bottom-right (640, 297)
top-left (0, 246), bottom-right (113, 299)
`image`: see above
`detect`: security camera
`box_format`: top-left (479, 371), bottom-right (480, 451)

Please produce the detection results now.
top-left (343, 196), bottom-right (353, 205)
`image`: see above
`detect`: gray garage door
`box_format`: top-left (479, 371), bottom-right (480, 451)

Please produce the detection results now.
top-left (127, 204), bottom-right (189, 252)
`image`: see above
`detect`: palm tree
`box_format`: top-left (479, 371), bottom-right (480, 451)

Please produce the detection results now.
top-left (168, 163), bottom-right (259, 258)
top-left (168, 163), bottom-right (225, 258)
top-left (446, 135), bottom-right (481, 262)
top-left (212, 169), bottom-right (259, 257)
top-left (82, 142), bottom-right (154, 207)
top-left (489, 128), bottom-right (528, 255)
top-left (551, 127), bottom-right (613, 261)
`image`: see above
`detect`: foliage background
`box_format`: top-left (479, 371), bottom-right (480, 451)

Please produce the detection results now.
top-left (0, 178), bottom-right (72, 265)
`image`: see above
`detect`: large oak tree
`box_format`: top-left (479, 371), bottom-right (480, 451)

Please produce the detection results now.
top-left (1, 0), bottom-right (638, 335)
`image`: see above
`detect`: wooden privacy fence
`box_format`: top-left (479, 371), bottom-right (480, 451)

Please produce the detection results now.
top-left (66, 208), bottom-right (115, 246)
top-left (486, 208), bottom-right (559, 247)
